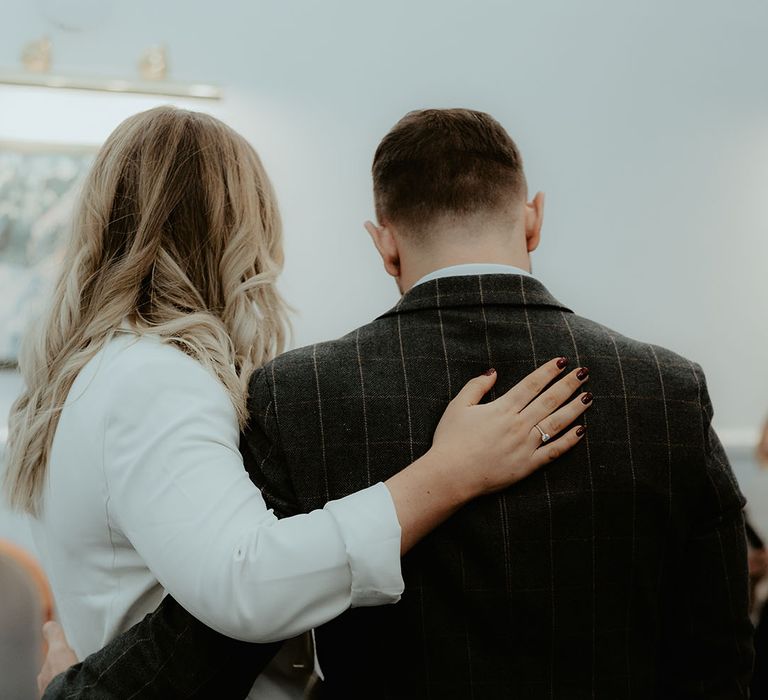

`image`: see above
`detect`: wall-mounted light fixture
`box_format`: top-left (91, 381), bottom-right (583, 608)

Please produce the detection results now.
top-left (0, 70), bottom-right (222, 100)
top-left (1, 35), bottom-right (222, 100)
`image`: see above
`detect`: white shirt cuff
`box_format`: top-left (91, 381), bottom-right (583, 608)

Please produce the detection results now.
top-left (323, 482), bottom-right (404, 607)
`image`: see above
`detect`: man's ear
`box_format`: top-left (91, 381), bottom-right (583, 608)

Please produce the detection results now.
top-left (524, 191), bottom-right (545, 252)
top-left (364, 220), bottom-right (401, 278)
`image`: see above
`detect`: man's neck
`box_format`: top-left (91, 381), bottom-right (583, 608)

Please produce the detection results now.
top-left (398, 248), bottom-right (531, 293)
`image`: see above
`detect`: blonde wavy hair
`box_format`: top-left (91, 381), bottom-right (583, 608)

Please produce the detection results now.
top-left (4, 106), bottom-right (290, 514)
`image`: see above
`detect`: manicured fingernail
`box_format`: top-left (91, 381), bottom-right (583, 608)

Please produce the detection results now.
top-left (484, 368), bottom-right (496, 376)
top-left (576, 426), bottom-right (586, 437)
top-left (577, 367), bottom-right (590, 381)
top-left (556, 357), bottom-right (568, 369)
top-left (581, 392), bottom-right (593, 405)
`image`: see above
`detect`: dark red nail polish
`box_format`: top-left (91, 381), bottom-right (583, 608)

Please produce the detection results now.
top-left (577, 367), bottom-right (590, 381)
top-left (556, 357), bottom-right (568, 369)
top-left (576, 426), bottom-right (586, 437)
top-left (484, 368), bottom-right (496, 376)
top-left (581, 392), bottom-right (593, 405)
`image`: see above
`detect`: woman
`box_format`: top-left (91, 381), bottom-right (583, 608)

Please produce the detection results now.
top-left (4, 107), bottom-right (590, 694)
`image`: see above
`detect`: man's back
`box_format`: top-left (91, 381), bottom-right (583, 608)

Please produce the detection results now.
top-left (244, 273), bottom-right (751, 699)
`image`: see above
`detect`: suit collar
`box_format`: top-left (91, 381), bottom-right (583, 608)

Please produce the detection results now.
top-left (413, 263), bottom-right (532, 288)
top-left (378, 274), bottom-right (573, 319)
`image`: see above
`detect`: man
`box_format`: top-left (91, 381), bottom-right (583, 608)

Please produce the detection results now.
top-left (42, 108), bottom-right (753, 698)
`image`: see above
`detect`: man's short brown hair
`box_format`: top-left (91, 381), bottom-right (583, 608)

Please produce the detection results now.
top-left (372, 108), bottom-right (526, 235)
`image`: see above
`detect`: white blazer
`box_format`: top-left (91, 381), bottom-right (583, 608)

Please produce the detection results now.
top-left (31, 332), bottom-right (404, 662)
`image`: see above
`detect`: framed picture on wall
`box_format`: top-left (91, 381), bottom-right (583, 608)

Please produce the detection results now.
top-left (0, 141), bottom-right (97, 367)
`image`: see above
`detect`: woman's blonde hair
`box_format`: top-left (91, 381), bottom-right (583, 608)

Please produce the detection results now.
top-left (4, 106), bottom-right (290, 514)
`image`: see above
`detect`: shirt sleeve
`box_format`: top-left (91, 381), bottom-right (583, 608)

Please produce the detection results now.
top-left (102, 342), bottom-right (403, 643)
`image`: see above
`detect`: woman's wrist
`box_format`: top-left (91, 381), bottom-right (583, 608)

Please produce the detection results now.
top-left (384, 448), bottom-right (474, 555)
top-left (418, 446), bottom-right (475, 508)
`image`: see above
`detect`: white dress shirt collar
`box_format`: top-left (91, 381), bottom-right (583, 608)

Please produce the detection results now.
top-left (413, 263), bottom-right (533, 288)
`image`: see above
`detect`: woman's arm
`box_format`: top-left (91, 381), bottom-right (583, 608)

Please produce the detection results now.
top-left (105, 346), bottom-right (400, 644)
top-left (104, 347), bottom-right (589, 644)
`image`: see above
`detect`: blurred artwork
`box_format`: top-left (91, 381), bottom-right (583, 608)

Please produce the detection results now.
top-left (0, 142), bottom-right (95, 364)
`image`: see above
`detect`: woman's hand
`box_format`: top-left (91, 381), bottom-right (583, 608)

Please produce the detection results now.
top-left (37, 621), bottom-right (78, 697)
top-left (386, 358), bottom-right (591, 553)
top-left (431, 358), bottom-right (590, 498)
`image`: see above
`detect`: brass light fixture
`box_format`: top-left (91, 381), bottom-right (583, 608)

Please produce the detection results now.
top-left (2, 36), bottom-right (221, 100)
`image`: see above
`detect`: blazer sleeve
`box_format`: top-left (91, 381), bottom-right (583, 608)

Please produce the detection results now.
top-left (43, 596), bottom-right (281, 700)
top-left (657, 364), bottom-right (754, 698)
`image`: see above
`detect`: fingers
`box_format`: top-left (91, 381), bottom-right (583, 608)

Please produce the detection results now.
top-left (521, 366), bottom-right (590, 425)
top-left (500, 358), bottom-right (569, 412)
top-left (38, 621), bottom-right (78, 695)
top-left (531, 424), bottom-right (587, 469)
top-left (452, 368), bottom-right (498, 407)
top-left (530, 391), bottom-right (592, 446)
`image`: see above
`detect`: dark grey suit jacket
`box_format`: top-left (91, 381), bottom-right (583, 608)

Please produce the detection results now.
top-left (45, 274), bottom-right (753, 699)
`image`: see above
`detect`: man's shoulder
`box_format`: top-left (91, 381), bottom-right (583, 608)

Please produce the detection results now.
top-left (250, 317), bottom-right (395, 395)
top-left (564, 312), bottom-right (704, 396)
top-left (268, 318), bottom-right (396, 370)
top-left (250, 305), bottom-right (707, 403)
